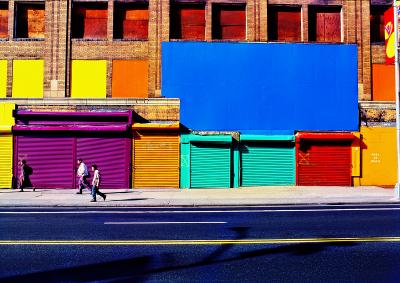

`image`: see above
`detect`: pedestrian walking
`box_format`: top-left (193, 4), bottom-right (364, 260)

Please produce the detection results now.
top-left (19, 160), bottom-right (34, 192)
top-left (76, 158), bottom-right (91, 194)
top-left (90, 164), bottom-right (106, 202)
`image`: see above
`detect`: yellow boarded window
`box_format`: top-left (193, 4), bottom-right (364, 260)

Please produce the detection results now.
top-left (0, 60), bottom-right (7, 98)
top-left (71, 60), bottom-right (107, 98)
top-left (12, 60), bottom-right (44, 98)
top-left (0, 103), bottom-right (15, 127)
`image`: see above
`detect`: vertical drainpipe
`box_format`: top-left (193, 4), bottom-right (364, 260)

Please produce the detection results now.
top-left (394, 1), bottom-right (400, 198)
top-left (233, 138), bottom-right (240, 188)
top-left (180, 134), bottom-right (190, 189)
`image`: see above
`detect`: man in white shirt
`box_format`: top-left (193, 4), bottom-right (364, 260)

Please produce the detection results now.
top-left (77, 158), bottom-right (90, 194)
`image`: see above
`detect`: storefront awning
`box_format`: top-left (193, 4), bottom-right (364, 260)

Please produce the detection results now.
top-left (13, 125), bottom-right (129, 132)
top-left (296, 132), bottom-right (355, 141)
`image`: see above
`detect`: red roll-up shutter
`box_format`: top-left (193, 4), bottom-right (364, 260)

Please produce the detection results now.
top-left (14, 135), bottom-right (75, 189)
top-left (76, 137), bottom-right (131, 189)
top-left (297, 140), bottom-right (352, 186)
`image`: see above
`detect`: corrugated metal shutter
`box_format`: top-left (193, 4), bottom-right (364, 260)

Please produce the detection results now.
top-left (0, 134), bottom-right (13, 188)
top-left (15, 136), bottom-right (74, 189)
top-left (241, 141), bottom-right (295, 186)
top-left (297, 141), bottom-right (352, 186)
top-left (76, 137), bottom-right (131, 189)
top-left (190, 143), bottom-right (231, 188)
top-left (133, 131), bottom-right (180, 188)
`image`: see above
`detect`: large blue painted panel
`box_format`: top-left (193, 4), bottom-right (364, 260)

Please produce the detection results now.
top-left (162, 42), bottom-right (358, 131)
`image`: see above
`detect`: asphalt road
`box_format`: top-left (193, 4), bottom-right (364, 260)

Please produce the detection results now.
top-left (1, 205), bottom-right (400, 283)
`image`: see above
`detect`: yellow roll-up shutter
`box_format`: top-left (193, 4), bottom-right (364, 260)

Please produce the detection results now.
top-left (133, 131), bottom-right (180, 188)
top-left (0, 134), bottom-right (13, 188)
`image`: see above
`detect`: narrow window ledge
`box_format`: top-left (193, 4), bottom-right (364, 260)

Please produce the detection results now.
top-left (13, 38), bottom-right (44, 41)
top-left (112, 38), bottom-right (149, 42)
top-left (71, 38), bottom-right (108, 42)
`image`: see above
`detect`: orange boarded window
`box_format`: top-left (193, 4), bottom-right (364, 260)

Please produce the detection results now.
top-left (112, 60), bottom-right (148, 98)
top-left (15, 2), bottom-right (45, 39)
top-left (170, 3), bottom-right (205, 40)
top-left (309, 6), bottom-right (341, 42)
top-left (372, 64), bottom-right (395, 101)
top-left (212, 4), bottom-right (246, 40)
top-left (114, 2), bottom-right (149, 40)
top-left (0, 3), bottom-right (8, 38)
top-left (268, 5), bottom-right (301, 42)
top-left (72, 2), bottom-right (108, 39)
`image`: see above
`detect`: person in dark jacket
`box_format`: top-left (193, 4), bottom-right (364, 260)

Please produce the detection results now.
top-left (19, 160), bottom-right (34, 192)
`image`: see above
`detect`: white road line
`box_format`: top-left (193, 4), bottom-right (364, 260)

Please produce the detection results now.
top-left (2, 208), bottom-right (400, 214)
top-left (104, 221), bottom-right (227, 225)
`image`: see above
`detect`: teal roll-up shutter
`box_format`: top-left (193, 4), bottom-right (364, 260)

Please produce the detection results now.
top-left (190, 143), bottom-right (231, 188)
top-left (241, 141), bottom-right (295, 186)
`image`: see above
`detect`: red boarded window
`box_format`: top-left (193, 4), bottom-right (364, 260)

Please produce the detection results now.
top-left (72, 2), bottom-right (108, 39)
top-left (268, 5), bottom-right (301, 42)
top-left (170, 3), bottom-right (205, 40)
top-left (114, 2), bottom-right (149, 40)
top-left (309, 6), bottom-right (341, 43)
top-left (212, 4), bottom-right (246, 40)
top-left (15, 2), bottom-right (45, 39)
top-left (370, 5), bottom-right (391, 43)
top-left (0, 2), bottom-right (8, 38)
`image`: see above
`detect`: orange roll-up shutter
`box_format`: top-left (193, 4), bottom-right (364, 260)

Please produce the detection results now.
top-left (133, 130), bottom-right (180, 188)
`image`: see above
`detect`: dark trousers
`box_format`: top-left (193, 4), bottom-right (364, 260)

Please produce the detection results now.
top-left (78, 176), bottom-right (90, 193)
top-left (91, 185), bottom-right (105, 201)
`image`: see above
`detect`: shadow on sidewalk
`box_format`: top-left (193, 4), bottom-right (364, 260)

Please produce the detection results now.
top-left (107, 198), bottom-right (151, 202)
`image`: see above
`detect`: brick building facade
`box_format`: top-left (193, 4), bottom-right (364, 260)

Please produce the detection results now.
top-left (0, 0), bottom-right (392, 102)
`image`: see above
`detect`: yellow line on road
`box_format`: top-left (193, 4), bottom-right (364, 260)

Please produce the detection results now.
top-left (1, 237), bottom-right (400, 245)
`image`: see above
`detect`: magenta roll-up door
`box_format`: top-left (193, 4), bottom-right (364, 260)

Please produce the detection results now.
top-left (14, 136), bottom-right (75, 189)
top-left (76, 137), bottom-right (131, 189)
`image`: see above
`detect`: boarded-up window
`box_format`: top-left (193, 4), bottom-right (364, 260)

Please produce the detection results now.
top-left (12, 60), bottom-right (44, 98)
top-left (15, 3), bottom-right (45, 39)
top-left (308, 6), bottom-right (341, 42)
top-left (170, 3), bottom-right (205, 40)
top-left (114, 2), bottom-right (148, 40)
top-left (0, 3), bottom-right (8, 38)
top-left (71, 60), bottom-right (107, 98)
top-left (372, 64), bottom-right (395, 101)
top-left (212, 4), bottom-right (246, 40)
top-left (112, 60), bottom-right (148, 98)
top-left (268, 5), bottom-right (301, 42)
top-left (370, 5), bottom-right (391, 43)
top-left (72, 3), bottom-right (108, 39)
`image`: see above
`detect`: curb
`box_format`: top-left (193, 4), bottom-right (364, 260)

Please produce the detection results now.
top-left (0, 201), bottom-right (399, 208)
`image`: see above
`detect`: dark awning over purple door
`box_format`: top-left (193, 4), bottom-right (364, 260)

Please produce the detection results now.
top-left (14, 136), bottom-right (75, 189)
top-left (76, 137), bottom-right (131, 189)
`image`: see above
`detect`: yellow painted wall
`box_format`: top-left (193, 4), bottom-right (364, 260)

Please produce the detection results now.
top-left (12, 60), bottom-right (44, 98)
top-left (71, 60), bottom-right (107, 98)
top-left (0, 134), bottom-right (13, 188)
top-left (0, 103), bottom-right (15, 128)
top-left (0, 60), bottom-right (7, 98)
top-left (354, 127), bottom-right (397, 186)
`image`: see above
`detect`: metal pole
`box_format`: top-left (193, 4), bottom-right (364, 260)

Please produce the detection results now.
top-left (394, 0), bottom-right (400, 199)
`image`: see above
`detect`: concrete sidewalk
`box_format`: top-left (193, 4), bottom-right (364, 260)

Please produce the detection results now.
top-left (0, 186), bottom-right (397, 207)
